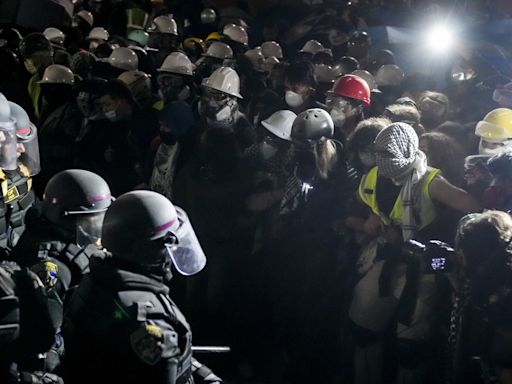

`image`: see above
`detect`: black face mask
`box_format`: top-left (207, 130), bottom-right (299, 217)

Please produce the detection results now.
top-left (160, 131), bottom-right (177, 145)
top-left (42, 85), bottom-right (73, 106)
top-left (294, 150), bottom-right (317, 184)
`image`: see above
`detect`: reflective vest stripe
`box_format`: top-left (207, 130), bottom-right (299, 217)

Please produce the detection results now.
top-left (358, 166), bottom-right (440, 228)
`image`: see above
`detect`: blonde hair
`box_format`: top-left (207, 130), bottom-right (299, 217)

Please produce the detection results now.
top-left (315, 138), bottom-right (338, 179)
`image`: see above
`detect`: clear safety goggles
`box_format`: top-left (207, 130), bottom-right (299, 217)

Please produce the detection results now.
top-left (325, 95), bottom-right (354, 110)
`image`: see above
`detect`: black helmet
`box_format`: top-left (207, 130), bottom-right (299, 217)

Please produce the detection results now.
top-left (349, 31), bottom-right (371, 46)
top-left (0, 28), bottom-right (22, 51)
top-left (291, 108), bottom-right (334, 142)
top-left (102, 191), bottom-right (206, 275)
top-left (42, 170), bottom-right (112, 244)
top-left (19, 33), bottom-right (53, 59)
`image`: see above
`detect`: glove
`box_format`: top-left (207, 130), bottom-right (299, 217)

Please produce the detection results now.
top-left (19, 371), bottom-right (63, 384)
top-left (192, 359), bottom-right (223, 384)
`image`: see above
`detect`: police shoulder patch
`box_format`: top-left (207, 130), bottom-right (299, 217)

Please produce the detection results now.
top-left (130, 324), bottom-right (165, 365)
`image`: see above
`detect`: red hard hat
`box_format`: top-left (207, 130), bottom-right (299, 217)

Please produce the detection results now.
top-left (330, 74), bottom-right (371, 106)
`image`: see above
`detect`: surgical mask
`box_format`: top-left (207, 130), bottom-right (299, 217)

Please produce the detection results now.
top-left (329, 107), bottom-right (346, 128)
top-left (285, 90), bottom-right (304, 108)
top-left (24, 59), bottom-right (37, 75)
top-left (215, 105), bottom-right (232, 121)
top-left (478, 138), bottom-right (512, 156)
top-left (89, 41), bottom-right (100, 51)
top-left (259, 141), bottom-right (278, 160)
top-left (104, 110), bottom-right (120, 122)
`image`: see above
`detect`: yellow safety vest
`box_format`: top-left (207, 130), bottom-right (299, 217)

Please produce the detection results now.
top-left (28, 74), bottom-right (42, 119)
top-left (358, 166), bottom-right (440, 229)
top-left (152, 99), bottom-right (164, 111)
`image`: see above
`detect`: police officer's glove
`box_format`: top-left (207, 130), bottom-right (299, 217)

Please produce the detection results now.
top-left (19, 371), bottom-right (63, 384)
top-left (192, 359), bottom-right (223, 384)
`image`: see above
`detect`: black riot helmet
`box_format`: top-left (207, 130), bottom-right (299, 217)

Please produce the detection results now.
top-left (0, 28), bottom-right (22, 52)
top-left (102, 191), bottom-right (206, 276)
top-left (291, 108), bottom-right (334, 143)
top-left (42, 170), bottom-right (113, 246)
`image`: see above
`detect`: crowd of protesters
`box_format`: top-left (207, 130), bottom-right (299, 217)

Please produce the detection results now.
top-left (1, 0), bottom-right (512, 383)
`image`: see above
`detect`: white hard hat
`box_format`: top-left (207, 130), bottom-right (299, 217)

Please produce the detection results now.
top-left (158, 52), bottom-right (195, 75)
top-left (299, 40), bottom-right (324, 55)
top-left (108, 47), bottom-right (139, 71)
top-left (318, 48), bottom-right (333, 57)
top-left (261, 110), bottom-right (296, 141)
top-left (203, 41), bottom-right (233, 59)
top-left (148, 15), bottom-right (178, 35)
top-left (263, 56), bottom-right (280, 73)
top-left (352, 69), bottom-right (378, 91)
top-left (75, 10), bottom-right (94, 28)
top-left (87, 27), bottom-right (109, 41)
top-left (118, 70), bottom-right (152, 101)
top-left (244, 48), bottom-right (265, 71)
top-left (314, 64), bottom-right (336, 83)
top-left (127, 29), bottom-right (150, 47)
top-left (375, 64), bottom-right (404, 87)
top-left (261, 41), bottom-right (283, 59)
top-left (204, 67), bottom-right (242, 99)
top-left (200, 8), bottom-right (216, 24)
top-left (222, 24), bottom-right (248, 45)
top-left (43, 27), bottom-right (65, 45)
top-left (38, 64), bottom-right (74, 85)
top-left (118, 70), bottom-right (150, 86)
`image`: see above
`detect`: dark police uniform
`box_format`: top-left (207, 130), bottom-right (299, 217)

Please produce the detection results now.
top-left (63, 257), bottom-right (210, 384)
top-left (0, 165), bottom-right (36, 251)
top-left (0, 261), bottom-right (56, 384)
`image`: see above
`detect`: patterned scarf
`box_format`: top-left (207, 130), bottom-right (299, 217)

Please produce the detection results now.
top-left (375, 123), bottom-right (428, 241)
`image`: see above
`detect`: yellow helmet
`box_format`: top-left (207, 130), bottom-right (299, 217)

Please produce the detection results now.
top-left (206, 32), bottom-right (220, 42)
top-left (183, 37), bottom-right (204, 50)
top-left (475, 108), bottom-right (512, 141)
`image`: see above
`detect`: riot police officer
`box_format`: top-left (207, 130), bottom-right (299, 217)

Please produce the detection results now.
top-left (0, 261), bottom-right (57, 384)
top-left (10, 169), bottom-right (112, 287)
top-left (0, 95), bottom-right (36, 251)
top-left (63, 190), bottom-right (221, 384)
top-left (6, 101), bottom-right (40, 249)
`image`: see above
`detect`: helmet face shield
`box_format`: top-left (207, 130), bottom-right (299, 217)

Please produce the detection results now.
top-left (164, 207), bottom-right (206, 276)
top-left (18, 124), bottom-right (40, 175)
top-left (0, 121), bottom-right (18, 171)
top-left (75, 211), bottom-right (106, 248)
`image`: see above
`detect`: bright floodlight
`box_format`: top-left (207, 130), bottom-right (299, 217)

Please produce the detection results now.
top-left (424, 24), bottom-right (456, 55)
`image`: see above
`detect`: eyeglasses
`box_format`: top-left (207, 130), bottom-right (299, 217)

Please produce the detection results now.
top-left (203, 87), bottom-right (229, 102)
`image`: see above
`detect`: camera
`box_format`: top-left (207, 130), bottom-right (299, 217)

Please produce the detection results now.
top-left (402, 239), bottom-right (455, 273)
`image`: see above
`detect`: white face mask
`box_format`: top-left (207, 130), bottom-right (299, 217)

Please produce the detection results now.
top-left (259, 142), bottom-right (278, 160)
top-left (215, 105), bottom-right (232, 121)
top-left (285, 90), bottom-right (304, 108)
top-left (89, 41), bottom-right (100, 51)
top-left (329, 107), bottom-right (346, 128)
top-left (104, 109), bottom-right (119, 122)
top-left (478, 138), bottom-right (512, 155)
